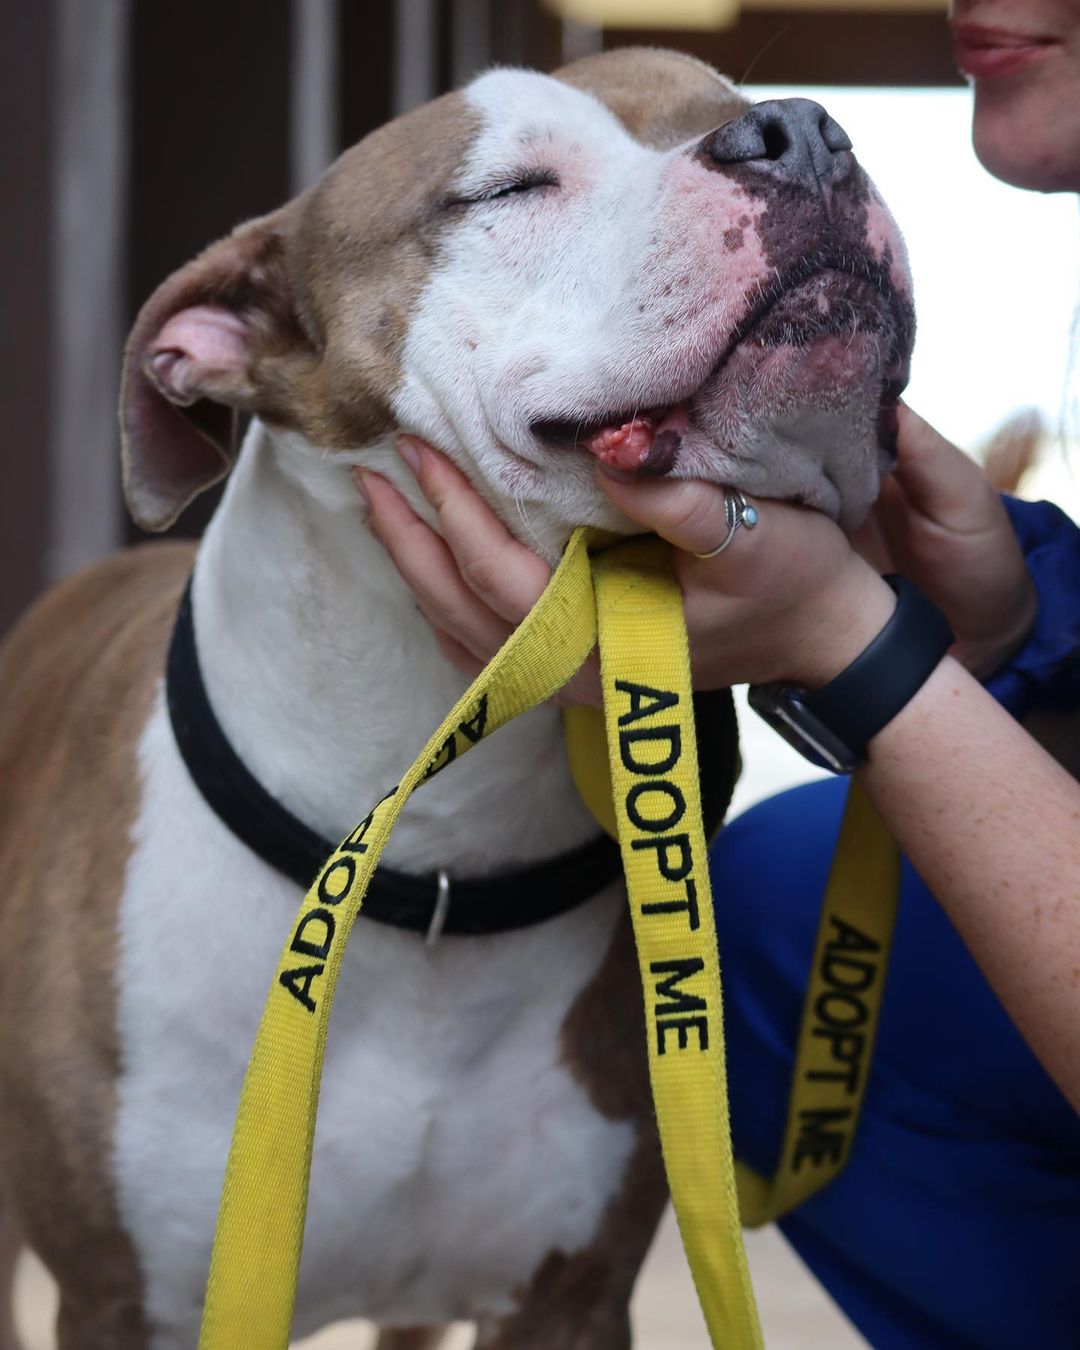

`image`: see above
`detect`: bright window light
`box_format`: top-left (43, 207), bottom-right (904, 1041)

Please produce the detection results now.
top-left (545, 0), bottom-right (738, 27)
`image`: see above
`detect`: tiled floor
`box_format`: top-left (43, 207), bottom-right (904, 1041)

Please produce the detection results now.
top-left (14, 1208), bottom-right (863, 1348)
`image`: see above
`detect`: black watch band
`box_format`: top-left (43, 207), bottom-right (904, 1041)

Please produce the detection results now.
top-left (748, 575), bottom-right (954, 773)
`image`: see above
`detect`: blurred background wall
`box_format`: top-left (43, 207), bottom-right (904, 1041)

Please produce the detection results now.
top-left (0, 0), bottom-right (963, 638)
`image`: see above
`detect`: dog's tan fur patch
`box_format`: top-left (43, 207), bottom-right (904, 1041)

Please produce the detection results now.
top-left (122, 94), bottom-right (480, 532)
top-left (281, 92), bottom-right (480, 450)
top-left (556, 47), bottom-right (749, 151)
top-left (0, 541), bottom-right (194, 1343)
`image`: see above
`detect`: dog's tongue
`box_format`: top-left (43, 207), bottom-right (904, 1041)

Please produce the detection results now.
top-left (585, 403), bottom-right (689, 477)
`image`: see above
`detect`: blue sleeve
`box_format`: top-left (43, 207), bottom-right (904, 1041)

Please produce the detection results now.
top-left (983, 496), bottom-right (1080, 717)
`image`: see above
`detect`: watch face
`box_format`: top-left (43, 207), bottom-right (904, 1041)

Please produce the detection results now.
top-left (747, 686), bottom-right (860, 774)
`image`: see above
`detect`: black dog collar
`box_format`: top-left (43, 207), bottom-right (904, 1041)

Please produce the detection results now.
top-left (166, 581), bottom-right (739, 938)
top-left (165, 581), bottom-right (627, 937)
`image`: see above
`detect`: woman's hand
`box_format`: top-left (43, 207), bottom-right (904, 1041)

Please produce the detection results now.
top-left (357, 405), bottom-right (1036, 699)
top-left (355, 438), bottom-right (602, 705)
top-left (592, 471), bottom-right (896, 689)
top-left (355, 434), bottom-right (892, 697)
top-left (597, 403), bottom-right (1037, 686)
top-left (854, 404), bottom-right (1035, 678)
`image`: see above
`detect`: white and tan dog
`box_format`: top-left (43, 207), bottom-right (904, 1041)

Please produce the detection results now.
top-left (0, 49), bottom-right (913, 1350)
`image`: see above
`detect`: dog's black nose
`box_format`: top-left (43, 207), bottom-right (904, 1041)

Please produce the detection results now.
top-left (701, 99), bottom-right (853, 190)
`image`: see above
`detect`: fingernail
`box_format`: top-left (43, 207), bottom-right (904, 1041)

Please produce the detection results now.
top-left (353, 467), bottom-right (371, 504)
top-left (396, 434), bottom-right (423, 474)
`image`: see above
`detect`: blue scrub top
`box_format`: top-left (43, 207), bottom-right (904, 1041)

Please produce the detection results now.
top-left (709, 496), bottom-right (1080, 1348)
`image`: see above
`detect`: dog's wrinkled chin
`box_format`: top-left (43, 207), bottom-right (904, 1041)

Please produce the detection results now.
top-left (456, 349), bottom-right (903, 557)
top-left (708, 401), bottom-right (894, 530)
top-left (686, 329), bottom-right (905, 530)
top-left (520, 263), bottom-right (910, 533)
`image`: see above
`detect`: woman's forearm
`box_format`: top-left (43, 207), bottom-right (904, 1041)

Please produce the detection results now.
top-left (860, 656), bottom-right (1080, 1110)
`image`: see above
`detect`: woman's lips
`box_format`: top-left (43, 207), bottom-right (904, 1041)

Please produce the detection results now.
top-left (952, 24), bottom-right (1059, 79)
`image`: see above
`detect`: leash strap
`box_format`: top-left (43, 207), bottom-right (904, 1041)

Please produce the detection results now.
top-left (734, 785), bottom-right (899, 1224)
top-left (198, 526), bottom-right (898, 1348)
top-left (590, 537), bottom-right (760, 1345)
top-left (565, 619), bottom-right (901, 1228)
top-left (198, 527), bottom-right (601, 1349)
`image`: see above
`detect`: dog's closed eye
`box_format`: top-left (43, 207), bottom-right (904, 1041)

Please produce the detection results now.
top-left (446, 170), bottom-right (559, 209)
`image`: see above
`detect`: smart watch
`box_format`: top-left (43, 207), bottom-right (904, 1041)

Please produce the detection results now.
top-left (747, 575), bottom-right (954, 773)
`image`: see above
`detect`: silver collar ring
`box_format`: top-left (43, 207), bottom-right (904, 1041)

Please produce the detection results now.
top-left (693, 487), bottom-right (760, 560)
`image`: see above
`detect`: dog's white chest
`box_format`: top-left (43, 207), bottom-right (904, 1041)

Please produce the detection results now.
top-left (113, 698), bottom-right (636, 1345)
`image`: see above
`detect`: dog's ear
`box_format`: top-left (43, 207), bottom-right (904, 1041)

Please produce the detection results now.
top-left (121, 209), bottom-right (309, 532)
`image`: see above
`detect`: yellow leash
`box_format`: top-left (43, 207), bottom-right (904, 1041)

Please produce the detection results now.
top-left (567, 656), bottom-right (899, 1232)
top-left (197, 527), bottom-right (899, 1349)
top-left (734, 787), bottom-right (899, 1225)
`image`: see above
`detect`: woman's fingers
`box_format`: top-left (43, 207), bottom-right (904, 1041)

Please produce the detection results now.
top-left (879, 405), bottom-right (1035, 676)
top-left (356, 467), bottom-right (514, 661)
top-left (358, 445), bottom-right (604, 705)
top-left (892, 403), bottom-right (991, 529)
top-left (396, 436), bottom-right (552, 622)
top-left (595, 468), bottom-right (739, 558)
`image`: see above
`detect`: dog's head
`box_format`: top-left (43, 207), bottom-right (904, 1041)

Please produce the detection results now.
top-left (122, 48), bottom-right (914, 545)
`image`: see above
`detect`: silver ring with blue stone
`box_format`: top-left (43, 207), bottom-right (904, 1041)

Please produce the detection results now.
top-left (693, 487), bottom-right (759, 559)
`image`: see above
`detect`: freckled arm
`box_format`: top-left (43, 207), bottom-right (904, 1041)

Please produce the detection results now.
top-left (860, 656), bottom-right (1080, 1112)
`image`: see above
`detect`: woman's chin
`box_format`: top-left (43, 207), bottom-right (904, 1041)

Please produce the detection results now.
top-left (972, 92), bottom-right (1080, 192)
